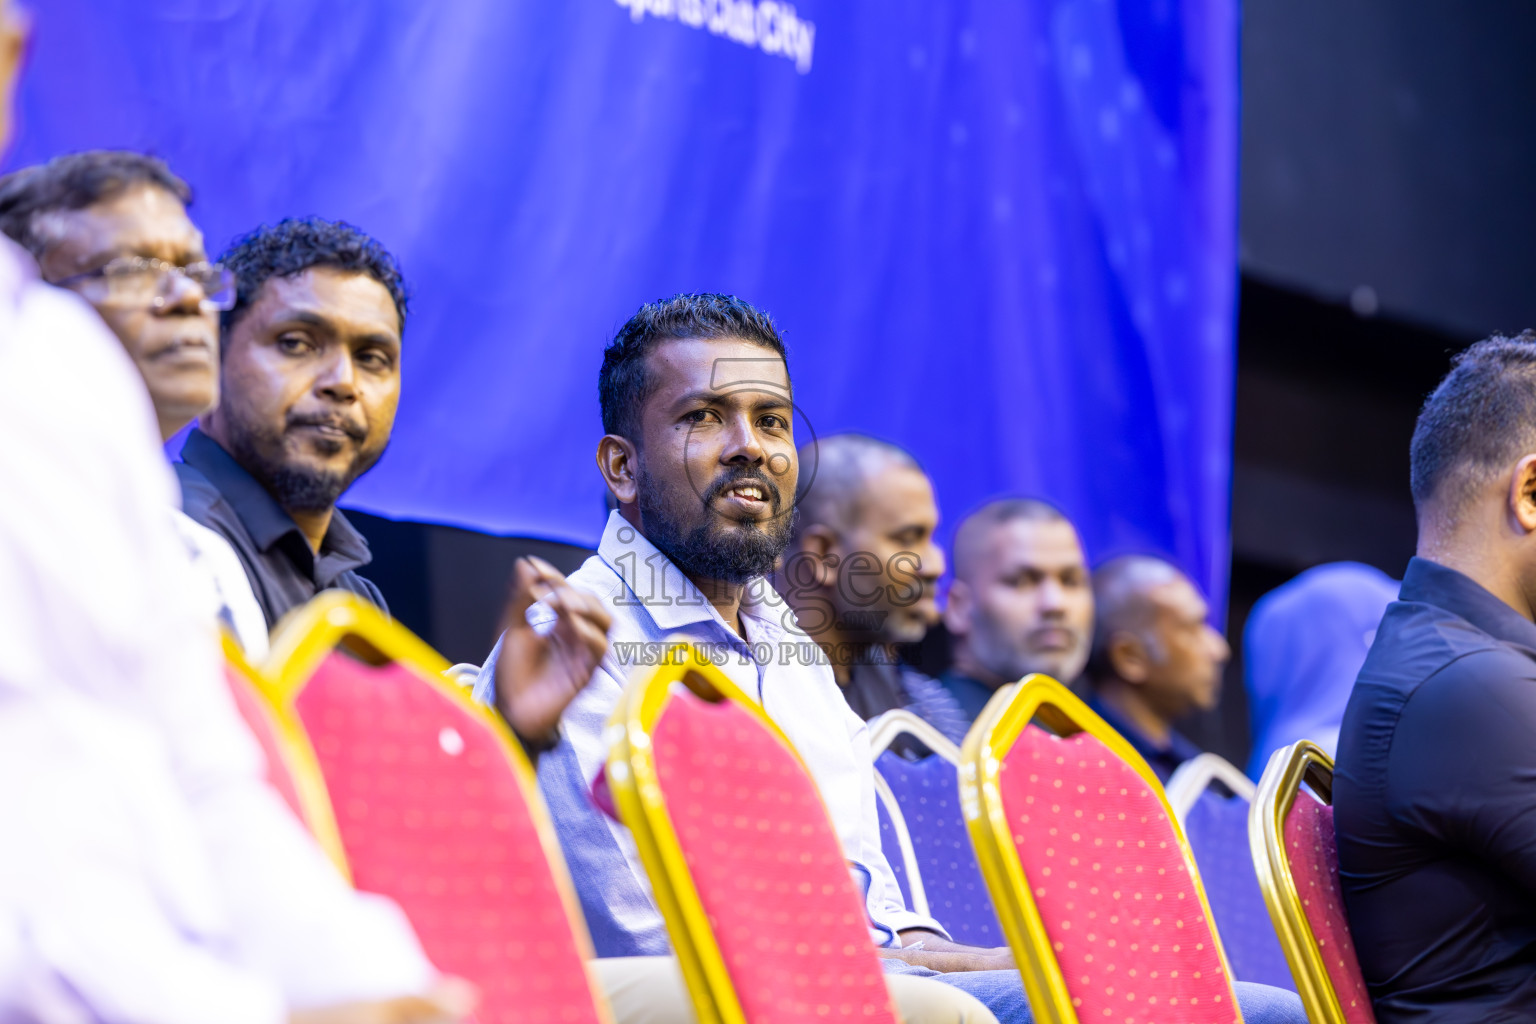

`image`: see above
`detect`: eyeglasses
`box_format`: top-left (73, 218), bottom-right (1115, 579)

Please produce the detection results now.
top-left (53, 256), bottom-right (236, 312)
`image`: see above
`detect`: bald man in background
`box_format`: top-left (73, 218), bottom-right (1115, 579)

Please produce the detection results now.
top-left (1084, 555), bottom-right (1231, 780)
top-left (779, 434), bottom-right (971, 751)
top-left (939, 500), bottom-right (1095, 729)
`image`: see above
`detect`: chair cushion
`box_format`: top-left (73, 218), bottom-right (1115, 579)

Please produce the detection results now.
top-left (1182, 791), bottom-right (1293, 990)
top-left (998, 725), bottom-right (1239, 1023)
top-left (297, 651), bottom-right (601, 1024)
top-left (1284, 792), bottom-right (1376, 1024)
top-left (653, 688), bottom-right (898, 1024)
top-left (875, 751), bottom-right (1003, 946)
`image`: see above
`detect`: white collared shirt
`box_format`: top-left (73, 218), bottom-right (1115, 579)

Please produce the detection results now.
top-left (474, 510), bottom-right (945, 956)
top-left (0, 240), bottom-right (431, 1021)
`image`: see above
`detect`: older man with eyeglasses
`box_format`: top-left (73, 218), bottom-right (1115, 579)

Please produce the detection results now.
top-left (0, 150), bottom-right (269, 657)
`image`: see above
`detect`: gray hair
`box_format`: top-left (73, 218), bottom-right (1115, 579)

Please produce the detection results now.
top-left (1087, 554), bottom-right (1184, 678)
top-left (794, 433), bottom-right (921, 535)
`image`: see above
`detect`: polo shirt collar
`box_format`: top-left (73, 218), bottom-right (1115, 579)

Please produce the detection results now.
top-left (179, 428), bottom-right (372, 566)
top-left (1400, 556), bottom-right (1536, 654)
top-left (595, 510), bottom-right (790, 640)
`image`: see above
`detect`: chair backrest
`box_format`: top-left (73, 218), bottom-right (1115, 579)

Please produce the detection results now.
top-left (868, 710), bottom-right (1004, 946)
top-left (607, 643), bottom-right (900, 1024)
top-left (1250, 741), bottom-right (1375, 1024)
top-left (959, 674), bottom-right (1241, 1024)
top-left (1166, 752), bottom-right (1256, 817)
top-left (1166, 754), bottom-right (1293, 991)
top-left (265, 593), bottom-right (609, 1024)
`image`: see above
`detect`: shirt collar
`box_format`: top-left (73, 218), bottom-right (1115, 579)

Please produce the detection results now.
top-left (595, 510), bottom-right (792, 640)
top-left (939, 671), bottom-right (997, 720)
top-left (179, 427), bottom-right (372, 565)
top-left (1400, 556), bottom-right (1536, 654)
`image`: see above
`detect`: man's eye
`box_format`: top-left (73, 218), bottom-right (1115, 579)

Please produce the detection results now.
top-left (760, 414), bottom-right (790, 430)
top-left (276, 334), bottom-right (311, 354)
top-left (356, 349), bottom-right (393, 370)
top-left (683, 409), bottom-right (713, 423)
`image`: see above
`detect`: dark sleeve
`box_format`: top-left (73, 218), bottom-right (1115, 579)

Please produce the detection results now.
top-left (1389, 650), bottom-right (1536, 897)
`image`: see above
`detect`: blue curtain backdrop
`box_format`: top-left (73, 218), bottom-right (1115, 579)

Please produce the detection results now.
top-left (12, 0), bottom-right (1239, 608)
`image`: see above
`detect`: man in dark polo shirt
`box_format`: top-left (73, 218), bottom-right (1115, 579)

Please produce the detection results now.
top-left (1336, 330), bottom-right (1536, 1023)
top-left (939, 500), bottom-right (1095, 726)
top-left (178, 217), bottom-right (406, 627)
top-left (1083, 554), bottom-right (1229, 781)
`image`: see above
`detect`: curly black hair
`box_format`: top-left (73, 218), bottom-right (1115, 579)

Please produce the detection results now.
top-left (599, 293), bottom-right (788, 441)
top-left (217, 216), bottom-right (408, 336)
top-left (0, 150), bottom-right (191, 257)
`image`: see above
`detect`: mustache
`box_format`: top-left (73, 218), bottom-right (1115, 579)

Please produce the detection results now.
top-left (286, 412), bottom-right (367, 441)
top-left (702, 467), bottom-right (784, 511)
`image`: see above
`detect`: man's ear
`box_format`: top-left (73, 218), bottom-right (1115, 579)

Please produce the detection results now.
top-left (597, 435), bottom-right (639, 506)
top-left (796, 523), bottom-right (843, 589)
top-left (943, 578), bottom-right (974, 636)
top-left (1107, 631), bottom-right (1151, 684)
top-left (1510, 454), bottom-right (1536, 535)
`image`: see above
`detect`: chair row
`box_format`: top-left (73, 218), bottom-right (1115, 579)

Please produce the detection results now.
top-left (228, 591), bottom-right (1373, 1024)
top-left (870, 687), bottom-right (1374, 1024)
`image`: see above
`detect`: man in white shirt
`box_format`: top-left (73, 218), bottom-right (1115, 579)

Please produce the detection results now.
top-left (475, 294), bottom-right (1029, 1021)
top-left (0, 148), bottom-right (269, 656)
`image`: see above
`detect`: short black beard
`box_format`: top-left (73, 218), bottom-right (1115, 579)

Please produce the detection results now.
top-left (637, 464), bottom-right (797, 585)
top-left (221, 414), bottom-right (383, 514)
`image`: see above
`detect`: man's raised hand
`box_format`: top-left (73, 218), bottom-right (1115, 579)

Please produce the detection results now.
top-left (493, 556), bottom-right (612, 743)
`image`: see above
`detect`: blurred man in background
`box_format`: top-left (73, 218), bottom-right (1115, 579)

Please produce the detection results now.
top-left (940, 500), bottom-right (1094, 727)
top-left (179, 217), bottom-right (404, 628)
top-left (1244, 561), bottom-right (1397, 777)
top-left (780, 434), bottom-right (970, 750)
top-left (1083, 555), bottom-right (1230, 781)
top-left (0, 150), bottom-right (268, 657)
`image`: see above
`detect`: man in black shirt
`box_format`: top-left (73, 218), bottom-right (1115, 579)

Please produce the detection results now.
top-left (177, 218), bottom-right (406, 627)
top-left (1336, 330), bottom-right (1536, 1023)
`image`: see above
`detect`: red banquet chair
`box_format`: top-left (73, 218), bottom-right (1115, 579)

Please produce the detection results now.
top-left (605, 643), bottom-right (900, 1024)
top-left (1249, 741), bottom-right (1375, 1024)
top-left (263, 592), bottom-right (611, 1024)
top-left (960, 674), bottom-right (1243, 1024)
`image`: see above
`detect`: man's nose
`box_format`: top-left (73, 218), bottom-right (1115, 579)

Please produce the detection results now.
top-left (155, 268), bottom-right (207, 315)
top-left (918, 541), bottom-right (946, 581)
top-left (721, 412), bottom-right (766, 464)
top-left (1037, 576), bottom-right (1069, 612)
top-left (316, 348), bottom-right (358, 401)
top-left (1206, 625), bottom-right (1232, 666)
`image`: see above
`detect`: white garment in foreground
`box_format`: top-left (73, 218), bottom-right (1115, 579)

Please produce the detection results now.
top-left (0, 240), bottom-right (433, 1022)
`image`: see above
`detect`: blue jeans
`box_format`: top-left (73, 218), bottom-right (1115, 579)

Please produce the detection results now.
top-left (880, 960), bottom-right (1307, 1024)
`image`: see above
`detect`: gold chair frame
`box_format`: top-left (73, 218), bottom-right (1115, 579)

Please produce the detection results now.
top-left (1249, 739), bottom-right (1356, 1024)
top-left (958, 673), bottom-right (1240, 1024)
